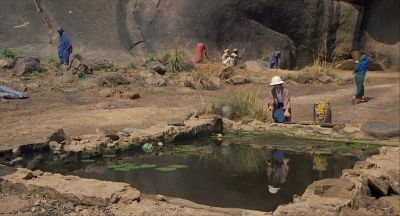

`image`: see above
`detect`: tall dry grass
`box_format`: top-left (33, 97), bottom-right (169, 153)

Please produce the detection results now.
top-left (200, 87), bottom-right (271, 122)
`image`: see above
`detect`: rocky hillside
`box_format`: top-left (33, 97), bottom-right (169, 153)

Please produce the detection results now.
top-left (0, 0), bottom-right (398, 70)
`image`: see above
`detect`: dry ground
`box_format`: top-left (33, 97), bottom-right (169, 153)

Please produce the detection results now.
top-left (0, 66), bottom-right (399, 150)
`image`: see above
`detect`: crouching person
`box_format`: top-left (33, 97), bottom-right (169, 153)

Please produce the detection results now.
top-left (267, 76), bottom-right (291, 123)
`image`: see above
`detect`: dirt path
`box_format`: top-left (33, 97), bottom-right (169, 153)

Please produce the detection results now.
top-left (0, 69), bottom-right (399, 149)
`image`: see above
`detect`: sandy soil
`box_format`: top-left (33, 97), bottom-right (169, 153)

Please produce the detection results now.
top-left (1, 66), bottom-right (399, 150)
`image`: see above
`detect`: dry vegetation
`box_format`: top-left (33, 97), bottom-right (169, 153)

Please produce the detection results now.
top-left (200, 86), bottom-right (271, 122)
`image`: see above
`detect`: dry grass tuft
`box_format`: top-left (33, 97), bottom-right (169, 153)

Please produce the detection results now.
top-left (200, 87), bottom-right (271, 122)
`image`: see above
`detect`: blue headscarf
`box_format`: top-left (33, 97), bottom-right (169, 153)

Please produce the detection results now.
top-left (354, 54), bottom-right (371, 74)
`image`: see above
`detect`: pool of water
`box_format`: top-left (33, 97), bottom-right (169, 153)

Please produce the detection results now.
top-left (34, 136), bottom-right (376, 212)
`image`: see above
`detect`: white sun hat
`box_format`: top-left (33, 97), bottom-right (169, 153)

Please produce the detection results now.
top-left (268, 185), bottom-right (281, 194)
top-left (269, 76), bottom-right (284, 86)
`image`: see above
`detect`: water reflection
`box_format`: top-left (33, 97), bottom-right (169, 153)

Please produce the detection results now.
top-left (36, 142), bottom-right (359, 212)
top-left (267, 150), bottom-right (289, 194)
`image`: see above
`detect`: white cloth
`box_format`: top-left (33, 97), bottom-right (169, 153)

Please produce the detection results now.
top-left (223, 57), bottom-right (235, 66)
top-left (276, 90), bottom-right (284, 103)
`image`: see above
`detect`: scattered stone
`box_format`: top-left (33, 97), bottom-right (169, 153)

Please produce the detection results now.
top-left (0, 57), bottom-right (16, 69)
top-left (339, 207), bottom-right (374, 216)
top-left (361, 122), bottom-right (400, 138)
top-left (378, 196), bottom-right (400, 215)
top-left (9, 157), bottom-right (24, 166)
top-left (99, 88), bottom-right (114, 97)
top-left (22, 171), bottom-right (35, 180)
top-left (26, 82), bottom-right (40, 90)
top-left (145, 74), bottom-right (166, 87)
top-left (156, 194), bottom-right (166, 201)
top-left (146, 61), bottom-right (167, 75)
top-left (102, 74), bottom-right (130, 86)
top-left (219, 66), bottom-right (235, 79)
top-left (239, 124), bottom-right (256, 132)
top-left (338, 77), bottom-right (353, 86)
top-left (343, 126), bottom-right (360, 134)
top-left (202, 76), bottom-right (221, 90)
top-left (49, 141), bottom-right (63, 152)
top-left (335, 59), bottom-right (355, 70)
top-left (226, 75), bottom-right (250, 85)
top-left (63, 202), bottom-right (75, 210)
top-left (48, 129), bottom-right (67, 143)
top-left (368, 61), bottom-right (384, 71)
top-left (110, 193), bottom-right (121, 204)
top-left (317, 75), bottom-right (333, 84)
top-left (125, 92), bottom-right (140, 100)
top-left (167, 118), bottom-right (185, 126)
top-left (367, 176), bottom-right (389, 196)
top-left (105, 130), bottom-right (120, 141)
top-left (69, 54), bottom-right (93, 74)
top-left (296, 74), bottom-right (311, 84)
top-left (117, 67), bottom-right (127, 73)
top-left (14, 57), bottom-right (45, 76)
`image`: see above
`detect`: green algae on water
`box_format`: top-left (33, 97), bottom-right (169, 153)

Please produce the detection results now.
top-left (155, 167), bottom-right (177, 172)
top-left (80, 159), bottom-right (96, 163)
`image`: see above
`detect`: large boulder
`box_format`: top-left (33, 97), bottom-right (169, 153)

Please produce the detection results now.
top-left (361, 122), bottom-right (400, 138)
top-left (335, 59), bottom-right (355, 70)
top-left (14, 57), bottom-right (45, 76)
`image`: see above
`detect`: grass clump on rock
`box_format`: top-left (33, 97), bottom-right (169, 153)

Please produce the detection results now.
top-left (1, 47), bottom-right (20, 59)
top-left (47, 55), bottom-right (61, 69)
top-left (93, 62), bottom-right (118, 72)
top-left (200, 87), bottom-right (270, 122)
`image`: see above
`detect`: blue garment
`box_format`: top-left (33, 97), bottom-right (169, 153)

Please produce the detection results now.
top-left (354, 55), bottom-right (371, 97)
top-left (273, 103), bottom-right (288, 123)
top-left (354, 55), bottom-right (371, 74)
top-left (272, 150), bottom-right (285, 163)
top-left (58, 28), bottom-right (72, 65)
top-left (268, 51), bottom-right (281, 69)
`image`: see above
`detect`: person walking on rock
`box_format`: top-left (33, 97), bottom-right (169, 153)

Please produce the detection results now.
top-left (268, 51), bottom-right (281, 69)
top-left (194, 42), bottom-right (209, 64)
top-left (267, 76), bottom-right (291, 123)
top-left (57, 27), bottom-right (73, 67)
top-left (352, 54), bottom-right (372, 104)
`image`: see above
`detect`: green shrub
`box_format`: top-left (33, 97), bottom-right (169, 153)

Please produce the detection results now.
top-left (1, 47), bottom-right (18, 59)
top-left (127, 63), bottom-right (136, 69)
top-left (147, 55), bottom-right (160, 62)
top-left (75, 69), bottom-right (86, 79)
top-left (93, 62), bottom-right (117, 72)
top-left (47, 55), bottom-right (61, 69)
top-left (239, 63), bottom-right (247, 69)
top-left (160, 51), bottom-right (194, 73)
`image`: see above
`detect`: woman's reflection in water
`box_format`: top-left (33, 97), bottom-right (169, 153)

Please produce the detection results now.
top-left (267, 149), bottom-right (290, 194)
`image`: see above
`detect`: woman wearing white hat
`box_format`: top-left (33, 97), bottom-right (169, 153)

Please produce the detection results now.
top-left (267, 76), bottom-right (291, 123)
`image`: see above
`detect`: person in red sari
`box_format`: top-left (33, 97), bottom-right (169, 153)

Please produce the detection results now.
top-left (194, 42), bottom-right (209, 64)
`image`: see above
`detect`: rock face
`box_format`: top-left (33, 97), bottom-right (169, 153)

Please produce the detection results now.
top-left (0, 0), bottom-right (398, 69)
